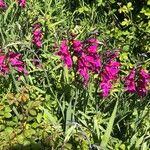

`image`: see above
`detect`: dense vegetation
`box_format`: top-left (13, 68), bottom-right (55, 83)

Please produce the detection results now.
top-left (0, 0), bottom-right (150, 149)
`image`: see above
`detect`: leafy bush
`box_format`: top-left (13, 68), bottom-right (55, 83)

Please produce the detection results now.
top-left (0, 0), bottom-right (150, 150)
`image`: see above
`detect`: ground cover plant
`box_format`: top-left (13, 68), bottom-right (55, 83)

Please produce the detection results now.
top-left (0, 0), bottom-right (150, 150)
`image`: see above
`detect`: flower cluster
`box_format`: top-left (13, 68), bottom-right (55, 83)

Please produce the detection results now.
top-left (57, 40), bottom-right (72, 69)
top-left (100, 52), bottom-right (120, 97)
top-left (57, 35), bottom-right (120, 96)
top-left (125, 67), bottom-right (150, 96)
top-left (70, 36), bottom-right (101, 84)
top-left (57, 35), bottom-right (150, 97)
top-left (17, 0), bottom-right (26, 8)
top-left (32, 23), bottom-right (42, 48)
top-left (0, 50), bottom-right (27, 76)
top-left (124, 68), bottom-right (136, 93)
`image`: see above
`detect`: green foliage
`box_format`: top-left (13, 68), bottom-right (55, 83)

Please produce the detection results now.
top-left (0, 0), bottom-right (150, 150)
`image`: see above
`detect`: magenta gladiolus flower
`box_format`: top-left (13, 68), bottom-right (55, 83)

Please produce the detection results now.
top-left (136, 68), bottom-right (150, 96)
top-left (0, 55), bottom-right (9, 75)
top-left (57, 40), bottom-right (73, 69)
top-left (8, 51), bottom-right (28, 74)
top-left (100, 81), bottom-right (112, 97)
top-left (0, 50), bottom-right (28, 76)
top-left (17, 0), bottom-right (26, 8)
top-left (85, 54), bottom-right (101, 73)
top-left (77, 58), bottom-right (89, 85)
top-left (32, 23), bottom-right (42, 48)
top-left (139, 68), bottom-right (149, 79)
top-left (136, 80), bottom-right (147, 97)
top-left (99, 58), bottom-right (120, 97)
top-left (72, 40), bottom-right (83, 54)
top-left (85, 38), bottom-right (99, 54)
top-left (8, 52), bottom-right (23, 65)
top-left (124, 68), bottom-right (136, 93)
top-left (105, 61), bottom-right (120, 80)
top-left (0, 0), bottom-right (7, 9)
top-left (0, 55), bottom-right (5, 64)
top-left (86, 45), bottom-right (98, 53)
top-left (125, 67), bottom-right (150, 96)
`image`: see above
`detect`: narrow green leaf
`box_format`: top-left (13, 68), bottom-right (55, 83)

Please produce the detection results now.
top-left (100, 100), bottom-right (118, 148)
top-left (65, 101), bottom-right (72, 132)
top-left (4, 2), bottom-right (15, 23)
top-left (64, 125), bottom-right (76, 143)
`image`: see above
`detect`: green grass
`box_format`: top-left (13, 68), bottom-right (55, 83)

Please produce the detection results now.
top-left (0, 0), bottom-right (150, 150)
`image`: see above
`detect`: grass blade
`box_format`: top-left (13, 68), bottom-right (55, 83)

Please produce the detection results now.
top-left (100, 100), bottom-right (118, 148)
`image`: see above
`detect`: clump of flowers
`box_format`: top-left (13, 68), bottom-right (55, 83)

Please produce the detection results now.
top-left (77, 54), bottom-right (89, 85)
top-left (124, 68), bottom-right (136, 93)
top-left (0, 0), bottom-right (7, 9)
top-left (99, 50), bottom-right (120, 97)
top-left (56, 33), bottom-right (150, 97)
top-left (0, 50), bottom-right (28, 76)
top-left (32, 23), bottom-right (42, 48)
top-left (124, 67), bottom-right (150, 97)
top-left (72, 39), bottom-right (83, 54)
top-left (57, 40), bottom-right (72, 69)
top-left (71, 37), bottom-right (101, 85)
top-left (136, 68), bottom-right (149, 96)
top-left (8, 51), bottom-right (28, 74)
top-left (17, 0), bottom-right (26, 8)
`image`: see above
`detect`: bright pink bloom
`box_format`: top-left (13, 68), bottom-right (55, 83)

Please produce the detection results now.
top-left (72, 40), bottom-right (83, 54)
top-left (124, 68), bottom-right (136, 93)
top-left (139, 68), bottom-right (149, 79)
top-left (100, 81), bottom-right (112, 97)
top-left (8, 51), bottom-right (28, 74)
top-left (136, 80), bottom-right (147, 97)
top-left (86, 45), bottom-right (97, 53)
top-left (77, 58), bottom-right (89, 85)
top-left (85, 38), bottom-right (99, 54)
top-left (0, 0), bottom-right (7, 9)
top-left (17, 0), bottom-right (26, 8)
top-left (136, 68), bottom-right (150, 96)
top-left (105, 61), bottom-right (120, 80)
top-left (0, 55), bottom-right (9, 75)
top-left (0, 55), bottom-right (5, 64)
top-left (57, 40), bottom-right (73, 69)
top-left (85, 54), bottom-right (101, 73)
top-left (32, 23), bottom-right (42, 48)
top-left (84, 38), bottom-right (101, 73)
top-left (99, 59), bottom-right (120, 97)
top-left (0, 50), bottom-right (28, 76)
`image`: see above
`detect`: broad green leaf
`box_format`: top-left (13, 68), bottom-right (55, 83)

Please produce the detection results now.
top-left (4, 112), bottom-right (12, 118)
